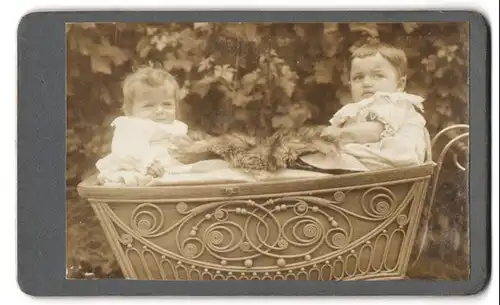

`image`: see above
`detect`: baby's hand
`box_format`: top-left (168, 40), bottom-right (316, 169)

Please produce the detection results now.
top-left (312, 139), bottom-right (340, 157)
top-left (146, 159), bottom-right (165, 178)
top-left (320, 126), bottom-right (342, 142)
top-left (168, 135), bottom-right (194, 150)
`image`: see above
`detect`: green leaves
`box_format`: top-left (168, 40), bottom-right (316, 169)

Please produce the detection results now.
top-left (272, 115), bottom-right (295, 129)
top-left (402, 22), bottom-right (420, 34)
top-left (76, 37), bottom-right (94, 56)
top-left (76, 22), bottom-right (96, 29)
top-left (67, 21), bottom-right (469, 181)
top-left (214, 64), bottom-right (236, 83)
top-left (198, 56), bottom-right (215, 73)
top-left (272, 102), bottom-right (312, 129)
top-left (349, 23), bottom-right (379, 37)
top-left (240, 70), bottom-right (260, 93)
top-left (278, 78), bottom-right (296, 97)
top-left (193, 22), bottom-right (213, 33)
top-left (151, 32), bottom-right (181, 50)
top-left (223, 23), bottom-right (259, 43)
top-left (322, 31), bottom-right (343, 58)
top-left (436, 100), bottom-right (453, 117)
top-left (304, 59), bottom-right (336, 84)
top-left (97, 38), bottom-right (129, 66)
top-left (324, 23), bottom-right (339, 35)
top-left (231, 91), bottom-right (254, 107)
top-left (422, 55), bottom-right (438, 72)
top-left (293, 24), bottom-right (306, 38)
top-left (70, 33), bottom-right (130, 75)
top-left (191, 76), bottom-right (217, 98)
top-left (91, 55), bottom-right (112, 74)
top-left (314, 60), bottom-right (334, 84)
top-left (437, 44), bottom-right (459, 62)
top-left (136, 37), bottom-right (152, 58)
top-left (163, 59), bottom-right (193, 72)
top-left (277, 65), bottom-right (298, 97)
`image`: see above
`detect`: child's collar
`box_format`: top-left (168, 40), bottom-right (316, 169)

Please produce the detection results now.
top-left (161, 119), bottom-right (188, 135)
top-left (357, 91), bottom-right (425, 112)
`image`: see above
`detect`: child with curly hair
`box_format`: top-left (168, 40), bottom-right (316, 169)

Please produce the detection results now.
top-left (299, 42), bottom-right (428, 172)
top-left (95, 66), bottom-right (227, 186)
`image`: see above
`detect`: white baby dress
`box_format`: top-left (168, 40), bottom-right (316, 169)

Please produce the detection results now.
top-left (96, 116), bottom-right (188, 185)
top-left (300, 92), bottom-right (428, 172)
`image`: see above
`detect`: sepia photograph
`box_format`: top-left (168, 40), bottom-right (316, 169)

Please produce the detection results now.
top-left (66, 21), bottom-right (470, 281)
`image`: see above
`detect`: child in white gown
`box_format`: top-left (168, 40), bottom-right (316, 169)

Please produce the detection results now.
top-left (96, 66), bottom-right (229, 186)
top-left (300, 43), bottom-right (428, 172)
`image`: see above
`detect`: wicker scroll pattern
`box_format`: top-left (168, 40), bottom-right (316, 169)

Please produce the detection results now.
top-left (91, 179), bottom-right (428, 280)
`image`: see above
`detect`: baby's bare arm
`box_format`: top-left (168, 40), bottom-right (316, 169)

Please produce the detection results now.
top-left (339, 121), bottom-right (385, 144)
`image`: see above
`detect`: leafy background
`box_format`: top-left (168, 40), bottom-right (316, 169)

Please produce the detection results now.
top-left (66, 22), bottom-right (469, 279)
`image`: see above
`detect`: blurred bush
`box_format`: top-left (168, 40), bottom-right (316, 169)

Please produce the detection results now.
top-left (66, 22), bottom-right (469, 279)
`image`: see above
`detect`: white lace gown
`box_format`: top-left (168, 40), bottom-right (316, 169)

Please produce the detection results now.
top-left (299, 92), bottom-right (428, 172)
top-left (95, 116), bottom-right (190, 185)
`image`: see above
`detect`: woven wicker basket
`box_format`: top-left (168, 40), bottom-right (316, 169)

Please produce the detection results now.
top-left (77, 125), bottom-right (469, 280)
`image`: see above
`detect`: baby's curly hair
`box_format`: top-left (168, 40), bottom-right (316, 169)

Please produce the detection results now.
top-left (121, 65), bottom-right (182, 115)
top-left (349, 42), bottom-right (408, 78)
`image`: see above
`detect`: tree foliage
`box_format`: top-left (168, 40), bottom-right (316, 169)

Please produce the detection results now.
top-left (66, 22), bottom-right (469, 278)
top-left (66, 21), bottom-right (469, 184)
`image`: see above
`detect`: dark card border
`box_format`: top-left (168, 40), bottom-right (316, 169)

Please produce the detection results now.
top-left (17, 10), bottom-right (491, 296)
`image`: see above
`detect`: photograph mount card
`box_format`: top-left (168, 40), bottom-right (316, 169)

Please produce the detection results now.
top-left (17, 10), bottom-right (490, 296)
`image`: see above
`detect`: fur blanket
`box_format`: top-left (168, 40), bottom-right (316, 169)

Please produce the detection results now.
top-left (171, 126), bottom-right (340, 172)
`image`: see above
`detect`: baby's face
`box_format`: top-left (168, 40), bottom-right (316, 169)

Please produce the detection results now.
top-left (349, 52), bottom-right (405, 102)
top-left (130, 85), bottom-right (176, 124)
